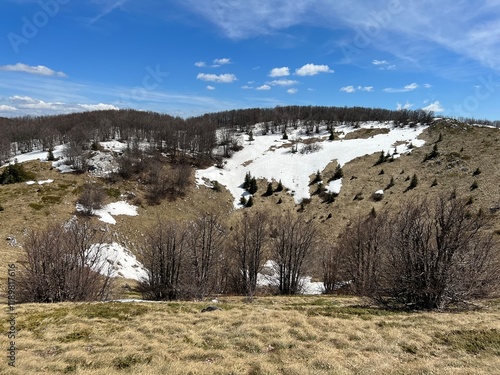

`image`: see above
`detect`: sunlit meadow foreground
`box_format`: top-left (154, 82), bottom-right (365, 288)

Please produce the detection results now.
top-left (4, 296), bottom-right (500, 374)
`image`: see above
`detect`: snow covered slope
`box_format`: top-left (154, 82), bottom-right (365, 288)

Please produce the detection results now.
top-left (196, 122), bottom-right (427, 208)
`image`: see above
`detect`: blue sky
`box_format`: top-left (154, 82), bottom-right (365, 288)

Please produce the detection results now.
top-left (1, 0), bottom-right (499, 119)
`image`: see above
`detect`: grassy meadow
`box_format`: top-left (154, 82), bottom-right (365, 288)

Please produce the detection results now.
top-left (2, 296), bottom-right (500, 374)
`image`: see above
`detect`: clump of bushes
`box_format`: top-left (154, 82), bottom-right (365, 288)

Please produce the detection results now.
top-left (0, 162), bottom-right (35, 184)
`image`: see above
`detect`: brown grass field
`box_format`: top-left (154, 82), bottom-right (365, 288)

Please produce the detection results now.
top-left (1, 121), bottom-right (500, 374)
top-left (2, 296), bottom-right (500, 374)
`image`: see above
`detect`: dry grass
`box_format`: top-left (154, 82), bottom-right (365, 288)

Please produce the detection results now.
top-left (2, 296), bottom-right (500, 374)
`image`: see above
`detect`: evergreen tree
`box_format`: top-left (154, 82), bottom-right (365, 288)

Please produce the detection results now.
top-left (243, 172), bottom-right (252, 190)
top-left (275, 180), bottom-right (284, 192)
top-left (246, 196), bottom-right (254, 207)
top-left (408, 174), bottom-right (418, 190)
top-left (265, 182), bottom-right (273, 196)
top-left (249, 177), bottom-right (258, 194)
top-left (332, 164), bottom-right (343, 180)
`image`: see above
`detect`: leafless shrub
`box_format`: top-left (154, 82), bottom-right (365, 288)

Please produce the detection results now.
top-left (185, 212), bottom-right (226, 299)
top-left (269, 212), bottom-right (318, 295)
top-left (137, 219), bottom-right (188, 300)
top-left (78, 183), bottom-right (106, 216)
top-left (228, 210), bottom-right (268, 298)
top-left (338, 210), bottom-right (388, 297)
top-left (17, 219), bottom-right (112, 303)
top-left (337, 193), bottom-right (500, 310)
top-left (382, 194), bottom-right (499, 309)
top-left (300, 142), bottom-right (322, 154)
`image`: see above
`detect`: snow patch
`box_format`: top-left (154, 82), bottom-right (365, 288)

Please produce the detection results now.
top-left (257, 260), bottom-right (324, 295)
top-left (76, 201), bottom-right (138, 225)
top-left (90, 242), bottom-right (148, 282)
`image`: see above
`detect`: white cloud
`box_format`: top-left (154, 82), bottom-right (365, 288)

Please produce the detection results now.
top-left (207, 85), bottom-right (215, 90)
top-left (269, 67), bottom-right (290, 77)
top-left (79, 103), bottom-right (120, 111)
top-left (384, 82), bottom-right (419, 93)
top-left (295, 63), bottom-right (334, 76)
top-left (267, 79), bottom-right (299, 86)
top-left (340, 86), bottom-right (356, 93)
top-left (0, 63), bottom-right (67, 77)
top-left (196, 73), bottom-right (237, 83)
top-left (422, 101), bottom-right (444, 113)
top-left (396, 101), bottom-right (414, 110)
top-left (405, 83), bottom-right (419, 90)
top-left (194, 61), bottom-right (206, 67)
top-left (256, 84), bottom-right (271, 90)
top-left (0, 105), bottom-right (17, 112)
top-left (5, 95), bottom-right (118, 114)
top-left (287, 88), bottom-right (298, 94)
top-left (372, 60), bottom-right (388, 65)
top-left (340, 85), bottom-right (373, 93)
top-left (241, 85), bottom-right (253, 89)
top-left (213, 58), bottom-right (232, 65)
top-left (423, 83), bottom-right (432, 88)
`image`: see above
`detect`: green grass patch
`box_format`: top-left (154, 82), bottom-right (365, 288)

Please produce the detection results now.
top-left (74, 302), bottom-right (149, 321)
top-left (305, 305), bottom-right (398, 319)
top-left (435, 329), bottom-right (500, 355)
top-left (113, 354), bottom-right (151, 369)
top-left (41, 195), bottom-right (62, 204)
top-left (28, 202), bottom-right (44, 210)
top-left (59, 329), bottom-right (92, 343)
top-left (106, 187), bottom-right (121, 199)
top-left (18, 307), bottom-right (71, 332)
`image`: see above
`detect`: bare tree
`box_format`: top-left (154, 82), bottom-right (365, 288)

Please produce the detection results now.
top-left (383, 194), bottom-right (499, 309)
top-left (270, 212), bottom-right (318, 295)
top-left (186, 212), bottom-right (226, 299)
top-left (229, 210), bottom-right (268, 298)
top-left (322, 244), bottom-right (344, 294)
top-left (18, 219), bottom-right (112, 303)
top-left (339, 210), bottom-right (387, 297)
top-left (138, 219), bottom-right (187, 300)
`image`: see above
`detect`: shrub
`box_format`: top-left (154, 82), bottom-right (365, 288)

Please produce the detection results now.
top-left (473, 168), bottom-right (481, 176)
top-left (47, 148), bottom-right (55, 161)
top-left (17, 220), bottom-right (113, 303)
top-left (78, 183), bottom-right (106, 216)
top-left (338, 193), bottom-right (500, 310)
top-left (470, 180), bottom-right (479, 190)
top-left (0, 162), bottom-right (35, 184)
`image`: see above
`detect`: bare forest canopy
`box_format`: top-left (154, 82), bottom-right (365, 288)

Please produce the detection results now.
top-left (2, 105), bottom-right (499, 164)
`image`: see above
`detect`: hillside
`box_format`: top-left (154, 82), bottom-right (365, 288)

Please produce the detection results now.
top-left (1, 118), bottom-right (499, 293)
top-left (1, 113), bottom-right (500, 374)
